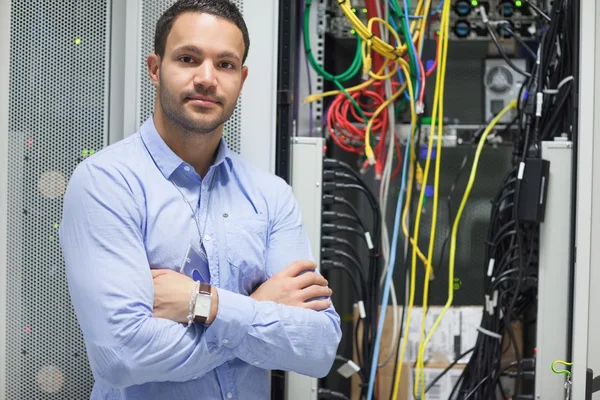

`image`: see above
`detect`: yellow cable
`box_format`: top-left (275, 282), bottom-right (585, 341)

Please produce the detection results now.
top-left (390, 66), bottom-right (421, 400)
top-left (414, 0), bottom-right (452, 394)
top-left (304, 62), bottom-right (402, 103)
top-left (362, 18), bottom-right (405, 165)
top-left (336, 0), bottom-right (423, 61)
top-left (364, 57), bottom-right (410, 165)
top-left (417, 100), bottom-right (518, 398)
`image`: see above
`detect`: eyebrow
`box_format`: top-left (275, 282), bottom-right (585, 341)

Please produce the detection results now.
top-left (172, 45), bottom-right (241, 62)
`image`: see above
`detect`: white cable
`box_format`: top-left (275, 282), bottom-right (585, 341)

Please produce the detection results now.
top-left (543, 75), bottom-right (574, 94)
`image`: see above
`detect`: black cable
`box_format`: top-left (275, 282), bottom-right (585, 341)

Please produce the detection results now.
top-left (418, 347), bottom-right (475, 398)
top-left (321, 260), bottom-right (364, 309)
top-left (323, 195), bottom-right (363, 226)
top-left (323, 158), bottom-right (382, 399)
top-left (322, 223), bottom-right (366, 241)
top-left (322, 211), bottom-right (368, 232)
top-left (483, 19), bottom-right (531, 77)
top-left (323, 170), bottom-right (359, 184)
top-left (497, 23), bottom-right (538, 59)
top-left (318, 388), bottom-right (350, 400)
top-left (322, 247), bottom-right (367, 293)
top-left (321, 236), bottom-right (363, 265)
top-left (523, 0), bottom-right (551, 21)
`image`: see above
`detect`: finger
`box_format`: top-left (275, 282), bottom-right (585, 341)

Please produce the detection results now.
top-left (294, 271), bottom-right (328, 289)
top-left (276, 260), bottom-right (316, 278)
top-left (301, 300), bottom-right (332, 311)
top-left (299, 285), bottom-right (333, 301)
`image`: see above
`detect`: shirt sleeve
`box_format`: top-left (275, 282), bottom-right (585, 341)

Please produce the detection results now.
top-left (204, 180), bottom-right (342, 378)
top-left (59, 161), bottom-right (240, 389)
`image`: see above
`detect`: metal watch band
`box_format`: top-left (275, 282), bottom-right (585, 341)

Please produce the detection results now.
top-left (193, 282), bottom-right (212, 324)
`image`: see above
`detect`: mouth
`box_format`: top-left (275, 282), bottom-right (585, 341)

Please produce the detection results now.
top-left (187, 96), bottom-right (220, 107)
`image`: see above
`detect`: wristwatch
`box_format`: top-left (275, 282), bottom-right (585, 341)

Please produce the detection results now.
top-left (193, 282), bottom-right (213, 324)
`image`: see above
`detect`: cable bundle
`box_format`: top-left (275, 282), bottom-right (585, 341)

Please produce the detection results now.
top-left (450, 0), bottom-right (576, 398)
top-left (320, 159), bottom-right (381, 400)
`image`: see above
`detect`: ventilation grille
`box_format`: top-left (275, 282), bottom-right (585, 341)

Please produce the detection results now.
top-left (5, 0), bottom-right (109, 398)
top-left (139, 0), bottom-right (244, 153)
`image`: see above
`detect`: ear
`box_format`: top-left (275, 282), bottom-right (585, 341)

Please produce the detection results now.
top-left (147, 53), bottom-right (161, 87)
top-left (240, 65), bottom-right (249, 90)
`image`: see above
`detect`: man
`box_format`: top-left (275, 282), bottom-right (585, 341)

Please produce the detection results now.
top-left (59, 0), bottom-right (342, 398)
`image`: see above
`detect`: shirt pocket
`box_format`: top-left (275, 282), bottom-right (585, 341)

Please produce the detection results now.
top-left (223, 215), bottom-right (268, 295)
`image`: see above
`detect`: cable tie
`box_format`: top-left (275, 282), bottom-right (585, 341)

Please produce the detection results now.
top-left (518, 162), bottom-right (526, 180)
top-left (487, 258), bottom-right (496, 277)
top-left (364, 231), bottom-right (374, 250)
top-left (536, 92), bottom-right (543, 117)
top-left (337, 359), bottom-right (361, 378)
top-left (477, 326), bottom-right (503, 340)
top-left (357, 300), bottom-right (367, 319)
top-left (479, 6), bottom-right (489, 24)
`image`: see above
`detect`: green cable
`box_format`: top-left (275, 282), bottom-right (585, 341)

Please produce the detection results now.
top-left (305, 0), bottom-right (375, 147)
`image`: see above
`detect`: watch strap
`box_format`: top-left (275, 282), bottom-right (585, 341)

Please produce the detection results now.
top-left (193, 282), bottom-right (212, 324)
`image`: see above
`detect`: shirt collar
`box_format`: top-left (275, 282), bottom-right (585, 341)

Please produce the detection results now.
top-left (140, 115), bottom-right (233, 180)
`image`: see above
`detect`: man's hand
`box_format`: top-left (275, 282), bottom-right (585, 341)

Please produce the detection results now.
top-left (250, 260), bottom-right (332, 311)
top-left (151, 269), bottom-right (219, 325)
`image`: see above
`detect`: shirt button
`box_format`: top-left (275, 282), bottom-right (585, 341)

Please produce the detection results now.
top-left (227, 393), bottom-right (233, 399)
top-left (184, 166), bottom-right (191, 172)
top-left (254, 361), bottom-right (260, 365)
top-left (222, 339), bottom-right (229, 344)
top-left (204, 234), bottom-right (211, 241)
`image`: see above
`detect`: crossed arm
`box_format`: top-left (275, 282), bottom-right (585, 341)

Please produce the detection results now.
top-left (59, 163), bottom-right (342, 389)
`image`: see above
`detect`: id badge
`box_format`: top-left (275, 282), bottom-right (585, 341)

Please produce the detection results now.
top-left (180, 243), bottom-right (210, 284)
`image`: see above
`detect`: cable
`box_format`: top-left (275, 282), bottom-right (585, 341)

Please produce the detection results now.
top-left (366, 49), bottom-right (419, 400)
top-left (321, 260), bottom-right (364, 309)
top-left (479, 7), bottom-right (531, 78)
top-left (321, 236), bottom-right (363, 266)
top-left (496, 22), bottom-right (537, 60)
top-left (417, 100), bottom-right (517, 399)
top-left (522, 0), bottom-right (551, 21)
top-left (418, 347), bottom-right (475, 399)
top-left (318, 388), bottom-right (350, 400)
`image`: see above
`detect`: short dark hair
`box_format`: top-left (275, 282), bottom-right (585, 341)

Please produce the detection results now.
top-left (154, 0), bottom-right (250, 64)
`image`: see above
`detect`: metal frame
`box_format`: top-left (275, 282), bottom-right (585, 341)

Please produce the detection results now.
top-left (535, 141), bottom-right (573, 400)
top-left (123, 0), bottom-right (142, 137)
top-left (0, 0), bottom-right (10, 398)
top-left (287, 137), bottom-right (325, 400)
top-left (239, 0), bottom-right (279, 173)
top-left (572, 0), bottom-right (596, 397)
top-left (108, 0), bottom-right (127, 146)
top-left (275, 0), bottom-right (298, 182)
top-left (296, 0), bottom-right (326, 137)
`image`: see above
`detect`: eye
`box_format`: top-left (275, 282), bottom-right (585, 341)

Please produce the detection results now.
top-left (179, 56), bottom-right (195, 64)
top-left (220, 62), bottom-right (235, 69)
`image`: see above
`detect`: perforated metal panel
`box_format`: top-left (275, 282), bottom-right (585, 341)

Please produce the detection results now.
top-left (5, 0), bottom-right (110, 398)
top-left (138, 0), bottom-right (244, 153)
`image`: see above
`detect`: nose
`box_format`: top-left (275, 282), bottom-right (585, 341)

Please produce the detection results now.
top-left (193, 61), bottom-right (217, 91)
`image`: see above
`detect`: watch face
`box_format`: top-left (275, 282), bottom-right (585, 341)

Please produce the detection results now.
top-left (194, 294), bottom-right (212, 318)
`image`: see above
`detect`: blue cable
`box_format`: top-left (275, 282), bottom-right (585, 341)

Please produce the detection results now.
top-left (366, 1), bottom-right (428, 398)
top-left (387, 16), bottom-right (417, 101)
top-left (365, 120), bottom-right (414, 400)
top-left (389, 0), bottom-right (444, 18)
top-left (402, 0), bottom-right (422, 99)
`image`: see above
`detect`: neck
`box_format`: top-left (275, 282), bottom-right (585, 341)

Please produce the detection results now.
top-left (153, 107), bottom-right (222, 178)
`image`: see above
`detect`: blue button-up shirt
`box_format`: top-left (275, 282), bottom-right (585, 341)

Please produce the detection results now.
top-left (59, 117), bottom-right (342, 399)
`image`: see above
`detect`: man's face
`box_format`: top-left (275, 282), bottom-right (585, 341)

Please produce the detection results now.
top-left (153, 12), bottom-right (247, 135)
